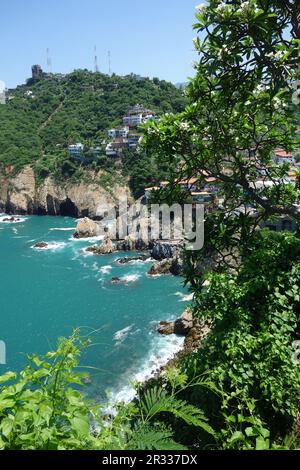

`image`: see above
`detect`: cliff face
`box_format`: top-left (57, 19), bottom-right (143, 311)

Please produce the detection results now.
top-left (0, 166), bottom-right (131, 219)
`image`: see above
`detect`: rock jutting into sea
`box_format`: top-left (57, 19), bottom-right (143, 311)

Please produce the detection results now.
top-left (158, 308), bottom-right (194, 336)
top-left (86, 234), bottom-right (116, 255)
top-left (73, 217), bottom-right (101, 239)
top-left (148, 256), bottom-right (182, 276)
top-left (158, 308), bottom-right (212, 356)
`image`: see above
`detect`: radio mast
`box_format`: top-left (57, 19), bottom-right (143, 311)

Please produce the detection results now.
top-left (46, 48), bottom-right (52, 73)
top-left (94, 46), bottom-right (99, 73)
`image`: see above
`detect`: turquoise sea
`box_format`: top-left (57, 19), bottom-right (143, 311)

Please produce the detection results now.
top-left (0, 214), bottom-right (189, 402)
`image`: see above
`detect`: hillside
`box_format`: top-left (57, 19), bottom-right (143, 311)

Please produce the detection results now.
top-left (0, 70), bottom-right (186, 176)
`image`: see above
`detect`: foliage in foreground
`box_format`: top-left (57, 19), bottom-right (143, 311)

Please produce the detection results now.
top-left (178, 230), bottom-right (300, 450)
top-left (0, 331), bottom-right (213, 450)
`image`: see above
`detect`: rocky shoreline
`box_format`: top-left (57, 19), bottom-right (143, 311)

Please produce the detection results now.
top-left (71, 217), bottom-right (207, 382)
top-left (157, 308), bottom-right (211, 365)
top-left (6, 212), bottom-right (199, 395)
top-left (0, 165), bottom-right (131, 219)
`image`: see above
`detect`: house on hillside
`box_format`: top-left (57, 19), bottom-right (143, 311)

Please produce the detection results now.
top-left (105, 138), bottom-right (128, 157)
top-left (273, 149), bottom-right (296, 166)
top-left (68, 143), bottom-right (84, 157)
top-left (123, 104), bottom-right (154, 128)
top-left (108, 126), bottom-right (129, 139)
top-left (128, 135), bottom-right (142, 148)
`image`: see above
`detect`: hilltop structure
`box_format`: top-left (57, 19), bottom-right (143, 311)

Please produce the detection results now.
top-left (31, 65), bottom-right (43, 80)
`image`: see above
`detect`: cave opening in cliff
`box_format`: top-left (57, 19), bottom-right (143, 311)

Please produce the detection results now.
top-left (59, 198), bottom-right (78, 218)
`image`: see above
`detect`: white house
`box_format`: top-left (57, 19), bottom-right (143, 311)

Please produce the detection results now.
top-left (123, 114), bottom-right (143, 127)
top-left (68, 143), bottom-right (84, 157)
top-left (105, 143), bottom-right (117, 157)
top-left (108, 126), bottom-right (129, 139)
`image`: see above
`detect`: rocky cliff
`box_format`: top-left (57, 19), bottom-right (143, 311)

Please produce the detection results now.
top-left (0, 166), bottom-right (131, 219)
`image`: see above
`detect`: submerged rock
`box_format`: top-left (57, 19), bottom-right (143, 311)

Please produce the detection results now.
top-left (33, 242), bottom-right (48, 249)
top-left (116, 255), bottom-right (149, 264)
top-left (74, 217), bottom-right (100, 239)
top-left (83, 375), bottom-right (92, 385)
top-left (3, 216), bottom-right (20, 222)
top-left (110, 277), bottom-right (122, 285)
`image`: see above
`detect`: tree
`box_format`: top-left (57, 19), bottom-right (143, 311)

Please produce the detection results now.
top-left (142, 1), bottom-right (300, 449)
top-left (144, 0), bottom-right (300, 266)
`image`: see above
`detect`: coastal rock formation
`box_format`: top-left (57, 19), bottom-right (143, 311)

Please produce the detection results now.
top-left (74, 218), bottom-right (100, 239)
top-left (0, 165), bottom-right (131, 218)
top-left (158, 309), bottom-right (194, 336)
top-left (86, 235), bottom-right (116, 255)
top-left (98, 235), bottom-right (116, 254)
top-left (148, 256), bottom-right (182, 276)
top-left (116, 235), bottom-right (149, 252)
top-left (158, 309), bottom-right (211, 354)
top-left (150, 240), bottom-right (184, 261)
top-left (0, 166), bottom-right (36, 215)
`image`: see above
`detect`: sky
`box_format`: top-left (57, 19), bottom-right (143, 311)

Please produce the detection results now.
top-left (0, 0), bottom-right (199, 89)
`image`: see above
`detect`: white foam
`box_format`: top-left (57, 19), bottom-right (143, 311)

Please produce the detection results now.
top-left (113, 324), bottom-right (135, 343)
top-left (100, 265), bottom-right (112, 275)
top-left (31, 242), bottom-right (66, 251)
top-left (175, 292), bottom-right (194, 302)
top-left (68, 235), bottom-right (105, 243)
top-left (50, 227), bottom-right (76, 232)
top-left (108, 333), bottom-right (185, 409)
top-left (128, 258), bottom-right (153, 265)
top-left (120, 274), bottom-right (140, 284)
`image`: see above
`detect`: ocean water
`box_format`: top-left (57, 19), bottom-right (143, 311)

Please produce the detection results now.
top-left (0, 214), bottom-right (189, 403)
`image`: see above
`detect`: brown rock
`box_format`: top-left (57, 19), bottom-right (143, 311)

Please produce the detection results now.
top-left (158, 309), bottom-right (194, 336)
top-left (34, 242), bottom-right (48, 249)
top-left (148, 256), bottom-right (182, 276)
top-left (74, 217), bottom-right (100, 239)
top-left (158, 321), bottom-right (176, 335)
top-left (98, 235), bottom-right (115, 254)
top-left (0, 165), bottom-right (132, 217)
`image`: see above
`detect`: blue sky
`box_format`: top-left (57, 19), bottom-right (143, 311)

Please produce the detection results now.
top-left (0, 0), bottom-right (199, 88)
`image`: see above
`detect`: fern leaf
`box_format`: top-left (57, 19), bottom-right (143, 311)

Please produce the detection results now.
top-left (128, 425), bottom-right (187, 451)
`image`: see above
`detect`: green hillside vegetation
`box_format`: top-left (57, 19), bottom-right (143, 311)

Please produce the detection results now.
top-left (0, 70), bottom-right (186, 182)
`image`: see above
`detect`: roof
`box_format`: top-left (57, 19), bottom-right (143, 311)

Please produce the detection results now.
top-left (145, 186), bottom-right (160, 191)
top-left (274, 149), bottom-right (294, 158)
top-left (191, 191), bottom-right (211, 196)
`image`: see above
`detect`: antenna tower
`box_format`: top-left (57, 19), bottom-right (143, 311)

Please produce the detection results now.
top-left (46, 48), bottom-right (52, 73)
top-left (94, 46), bottom-right (99, 73)
top-left (108, 51), bottom-right (112, 76)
